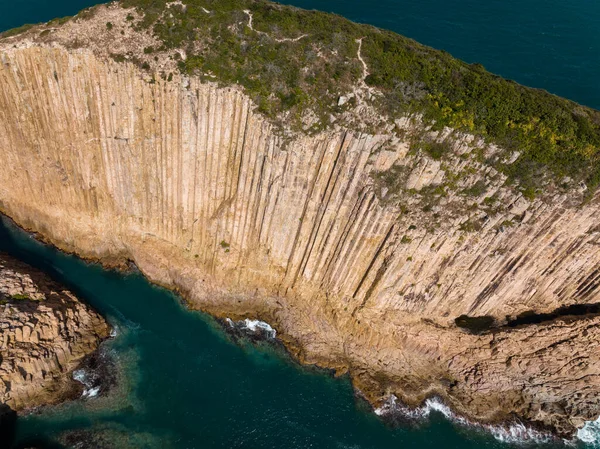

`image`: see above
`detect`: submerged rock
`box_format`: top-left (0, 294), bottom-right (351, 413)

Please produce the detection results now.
top-left (0, 252), bottom-right (110, 411)
top-left (1, 1), bottom-right (600, 438)
top-left (223, 318), bottom-right (278, 343)
top-left (72, 348), bottom-right (118, 400)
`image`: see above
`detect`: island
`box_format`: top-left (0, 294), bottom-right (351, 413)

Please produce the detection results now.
top-left (1, 0), bottom-right (600, 438)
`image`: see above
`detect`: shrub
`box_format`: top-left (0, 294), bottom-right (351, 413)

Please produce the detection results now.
top-left (11, 294), bottom-right (31, 300)
top-left (111, 0), bottom-right (600, 192)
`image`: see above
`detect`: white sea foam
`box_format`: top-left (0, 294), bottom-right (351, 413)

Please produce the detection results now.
top-left (72, 369), bottom-right (88, 385)
top-left (82, 386), bottom-right (101, 398)
top-left (72, 368), bottom-right (100, 399)
top-left (578, 416), bottom-right (600, 447)
top-left (375, 395), bottom-right (553, 445)
top-left (225, 317), bottom-right (277, 338)
top-left (241, 319), bottom-right (277, 338)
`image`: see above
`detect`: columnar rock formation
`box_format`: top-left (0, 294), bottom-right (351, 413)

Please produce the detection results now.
top-left (0, 253), bottom-right (109, 411)
top-left (0, 4), bottom-right (600, 436)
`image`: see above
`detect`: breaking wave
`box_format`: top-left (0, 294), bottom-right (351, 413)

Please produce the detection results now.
top-left (225, 318), bottom-right (277, 338)
top-left (578, 417), bottom-right (600, 447)
top-left (374, 395), bottom-right (554, 445)
top-left (72, 368), bottom-right (99, 399)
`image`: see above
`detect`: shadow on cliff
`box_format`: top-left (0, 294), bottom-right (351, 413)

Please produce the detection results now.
top-left (0, 405), bottom-right (62, 449)
top-left (1, 371), bottom-right (65, 449)
top-left (455, 302), bottom-right (600, 334)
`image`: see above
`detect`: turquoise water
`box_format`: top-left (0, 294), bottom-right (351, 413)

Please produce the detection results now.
top-left (1, 217), bottom-right (566, 449)
top-left (1, 0), bottom-right (600, 448)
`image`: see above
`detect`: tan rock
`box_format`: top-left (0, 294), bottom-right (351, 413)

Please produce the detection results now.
top-left (0, 4), bottom-right (599, 436)
top-left (0, 253), bottom-right (109, 411)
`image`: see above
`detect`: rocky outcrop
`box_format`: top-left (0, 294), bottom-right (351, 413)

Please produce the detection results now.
top-left (0, 253), bottom-right (109, 411)
top-left (0, 3), bottom-right (599, 436)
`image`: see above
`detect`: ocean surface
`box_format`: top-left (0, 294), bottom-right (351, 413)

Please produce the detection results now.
top-left (1, 0), bottom-right (600, 448)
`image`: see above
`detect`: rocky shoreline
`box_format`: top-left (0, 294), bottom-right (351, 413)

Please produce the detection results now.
top-left (0, 217), bottom-right (596, 443)
top-left (1, 2), bottom-right (600, 442)
top-left (0, 252), bottom-right (110, 415)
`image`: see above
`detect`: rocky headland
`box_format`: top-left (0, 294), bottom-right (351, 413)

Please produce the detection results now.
top-left (0, 252), bottom-right (110, 412)
top-left (1, 0), bottom-right (600, 438)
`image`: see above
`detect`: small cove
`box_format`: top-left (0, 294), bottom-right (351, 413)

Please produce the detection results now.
top-left (0, 218), bottom-right (569, 449)
top-left (2, 0), bottom-right (600, 447)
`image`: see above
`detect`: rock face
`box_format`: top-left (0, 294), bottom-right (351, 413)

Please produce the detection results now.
top-left (0, 253), bottom-right (109, 411)
top-left (0, 4), bottom-right (599, 436)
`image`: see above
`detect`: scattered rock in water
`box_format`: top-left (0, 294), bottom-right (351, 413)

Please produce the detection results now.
top-left (221, 317), bottom-right (278, 344)
top-left (61, 429), bottom-right (115, 449)
top-left (72, 348), bottom-right (117, 400)
top-left (59, 425), bottom-right (173, 449)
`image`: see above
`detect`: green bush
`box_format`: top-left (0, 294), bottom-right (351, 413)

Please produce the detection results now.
top-left (80, 0), bottom-right (600, 192)
top-left (10, 294), bottom-right (31, 300)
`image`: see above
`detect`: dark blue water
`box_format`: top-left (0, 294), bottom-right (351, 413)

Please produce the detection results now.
top-left (2, 1), bottom-right (600, 448)
top-left (2, 0), bottom-right (599, 110)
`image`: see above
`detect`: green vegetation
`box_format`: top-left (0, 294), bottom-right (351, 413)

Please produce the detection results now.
top-left (118, 0), bottom-right (600, 194)
top-left (1, 23), bottom-right (37, 38)
top-left (110, 53), bottom-right (127, 63)
top-left (400, 235), bottom-right (412, 244)
top-left (455, 314), bottom-right (495, 334)
top-left (461, 180), bottom-right (487, 197)
top-left (459, 219), bottom-right (482, 233)
top-left (10, 294), bottom-right (31, 300)
top-left (106, 21), bottom-right (114, 30)
top-left (410, 139), bottom-right (452, 160)
top-left (48, 15), bottom-right (73, 26)
top-left (3, 0), bottom-right (600, 194)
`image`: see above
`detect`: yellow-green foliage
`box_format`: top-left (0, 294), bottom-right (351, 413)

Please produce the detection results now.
top-left (8, 0), bottom-right (599, 194)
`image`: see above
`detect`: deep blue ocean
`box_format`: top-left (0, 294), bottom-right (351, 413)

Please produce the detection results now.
top-left (1, 1), bottom-right (600, 448)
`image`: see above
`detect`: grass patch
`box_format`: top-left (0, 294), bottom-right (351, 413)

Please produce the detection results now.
top-left (461, 180), bottom-right (487, 197)
top-left (115, 0), bottom-right (597, 189)
top-left (0, 23), bottom-right (37, 38)
top-left (10, 294), bottom-right (31, 301)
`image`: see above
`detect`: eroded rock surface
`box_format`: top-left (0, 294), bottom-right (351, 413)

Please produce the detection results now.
top-left (0, 3), bottom-right (599, 437)
top-left (0, 253), bottom-right (109, 410)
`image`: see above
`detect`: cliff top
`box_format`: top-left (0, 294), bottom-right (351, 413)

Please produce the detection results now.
top-left (2, 0), bottom-right (600, 198)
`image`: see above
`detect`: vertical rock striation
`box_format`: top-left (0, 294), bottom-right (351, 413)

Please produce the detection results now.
top-left (0, 6), bottom-right (600, 435)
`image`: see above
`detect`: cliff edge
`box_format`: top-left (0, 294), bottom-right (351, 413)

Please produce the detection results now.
top-left (1, 0), bottom-right (600, 437)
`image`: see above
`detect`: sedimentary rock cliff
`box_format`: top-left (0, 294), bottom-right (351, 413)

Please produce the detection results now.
top-left (0, 253), bottom-right (109, 410)
top-left (0, 2), bottom-right (600, 436)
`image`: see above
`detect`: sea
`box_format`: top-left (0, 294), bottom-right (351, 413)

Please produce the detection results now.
top-left (1, 0), bottom-right (599, 448)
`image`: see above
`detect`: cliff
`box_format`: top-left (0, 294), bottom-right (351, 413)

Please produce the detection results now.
top-left (0, 0), bottom-right (600, 437)
top-left (0, 253), bottom-right (109, 411)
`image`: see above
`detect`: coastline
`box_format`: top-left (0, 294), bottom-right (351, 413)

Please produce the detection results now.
top-left (0, 246), bottom-right (111, 429)
top-left (0, 214), bottom-right (585, 444)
